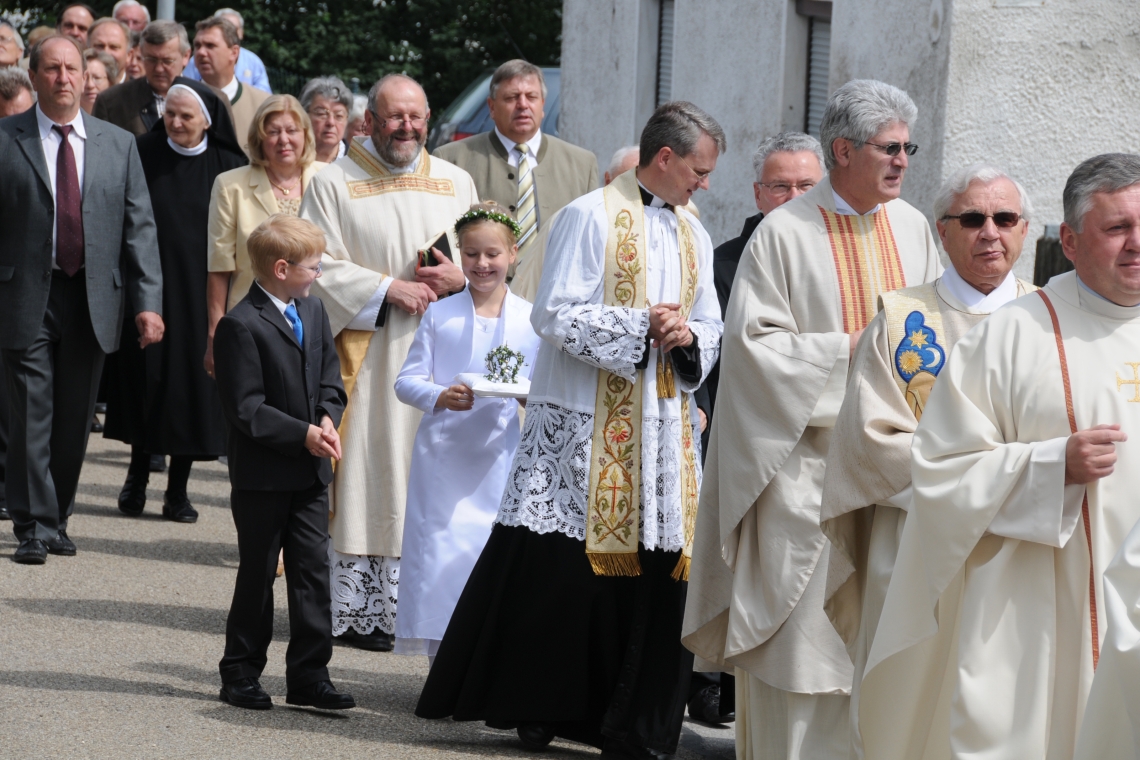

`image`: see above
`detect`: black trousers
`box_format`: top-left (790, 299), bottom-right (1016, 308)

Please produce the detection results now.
top-left (3, 274), bottom-right (103, 543)
top-left (219, 480), bottom-right (333, 690)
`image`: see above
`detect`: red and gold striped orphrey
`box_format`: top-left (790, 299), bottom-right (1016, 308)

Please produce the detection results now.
top-left (819, 207), bottom-right (906, 334)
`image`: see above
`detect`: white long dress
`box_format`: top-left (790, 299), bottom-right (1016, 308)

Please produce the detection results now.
top-left (392, 287), bottom-right (541, 657)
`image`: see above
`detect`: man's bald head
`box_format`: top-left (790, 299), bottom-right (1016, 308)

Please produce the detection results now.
top-left (365, 74), bottom-right (430, 169)
top-left (367, 73), bottom-right (428, 116)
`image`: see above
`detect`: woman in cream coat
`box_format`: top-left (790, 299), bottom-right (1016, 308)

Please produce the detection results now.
top-left (204, 94), bottom-right (325, 376)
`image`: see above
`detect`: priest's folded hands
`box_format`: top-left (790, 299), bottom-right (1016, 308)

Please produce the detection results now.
top-left (648, 302), bottom-right (693, 353)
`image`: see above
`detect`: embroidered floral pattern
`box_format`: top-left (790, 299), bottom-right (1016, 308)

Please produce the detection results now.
top-left (330, 552), bottom-right (399, 636)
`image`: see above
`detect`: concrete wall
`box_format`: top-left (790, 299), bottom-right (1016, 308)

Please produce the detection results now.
top-left (563, 0), bottom-right (1140, 274)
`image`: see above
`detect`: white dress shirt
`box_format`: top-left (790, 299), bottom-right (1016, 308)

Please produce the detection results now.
top-left (35, 105), bottom-right (86, 269)
top-left (495, 127), bottom-right (542, 170)
top-left (220, 77), bottom-right (239, 102)
top-left (256, 281), bottom-right (295, 314)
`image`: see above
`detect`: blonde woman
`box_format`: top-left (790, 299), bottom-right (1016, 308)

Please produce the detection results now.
top-left (205, 94), bottom-right (325, 377)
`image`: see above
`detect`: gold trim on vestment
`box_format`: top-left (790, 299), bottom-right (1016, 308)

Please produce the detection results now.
top-left (585, 171), bottom-right (700, 578)
top-left (819, 207), bottom-right (905, 334)
top-left (331, 329), bottom-right (374, 473)
top-left (345, 142), bottom-right (452, 199)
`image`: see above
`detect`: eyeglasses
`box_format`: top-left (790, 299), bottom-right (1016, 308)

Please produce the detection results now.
top-left (0, 34), bottom-right (18, 45)
top-left (310, 108), bottom-right (347, 123)
top-left (760, 181), bottom-right (817, 196)
top-left (865, 141), bottom-right (919, 157)
top-left (375, 112), bottom-right (427, 130)
top-left (142, 55), bottom-right (181, 68)
top-left (676, 152), bottom-right (711, 182)
top-left (941, 212), bottom-right (1022, 229)
top-left (288, 261), bottom-right (323, 276)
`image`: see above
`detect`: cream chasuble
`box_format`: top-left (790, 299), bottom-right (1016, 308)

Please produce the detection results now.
top-left (861, 271), bottom-right (1140, 760)
top-left (680, 177), bottom-right (940, 760)
top-left (819, 272), bottom-right (1035, 758)
top-left (300, 137), bottom-right (478, 557)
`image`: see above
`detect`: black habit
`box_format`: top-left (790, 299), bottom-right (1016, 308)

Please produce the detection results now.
top-left (104, 79), bottom-right (247, 458)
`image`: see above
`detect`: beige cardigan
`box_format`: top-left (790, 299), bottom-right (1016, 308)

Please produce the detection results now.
top-left (207, 162), bottom-right (326, 310)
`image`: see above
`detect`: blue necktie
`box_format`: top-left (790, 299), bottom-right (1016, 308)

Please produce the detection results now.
top-left (284, 303), bottom-right (303, 346)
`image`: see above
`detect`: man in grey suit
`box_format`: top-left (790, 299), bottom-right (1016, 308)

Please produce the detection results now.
top-left (433, 59), bottom-right (598, 287)
top-left (0, 35), bottom-right (163, 564)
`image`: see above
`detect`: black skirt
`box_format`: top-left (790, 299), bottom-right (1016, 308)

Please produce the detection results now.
top-left (415, 524), bottom-right (694, 754)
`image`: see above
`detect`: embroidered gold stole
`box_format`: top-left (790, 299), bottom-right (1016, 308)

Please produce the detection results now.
top-left (880, 284), bottom-right (946, 421)
top-left (586, 171), bottom-right (700, 579)
top-left (819, 207), bottom-right (906, 333)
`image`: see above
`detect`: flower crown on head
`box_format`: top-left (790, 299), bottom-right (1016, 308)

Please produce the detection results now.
top-left (454, 207), bottom-right (522, 241)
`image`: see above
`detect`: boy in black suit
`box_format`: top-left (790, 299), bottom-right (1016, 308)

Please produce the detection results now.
top-left (213, 215), bottom-right (352, 711)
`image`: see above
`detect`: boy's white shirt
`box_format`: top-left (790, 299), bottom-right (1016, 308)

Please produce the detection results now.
top-left (255, 280), bottom-right (295, 315)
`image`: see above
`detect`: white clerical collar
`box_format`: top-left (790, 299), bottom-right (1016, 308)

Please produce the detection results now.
top-left (220, 76), bottom-right (239, 101)
top-left (832, 189), bottom-right (880, 216)
top-left (495, 126), bottom-right (542, 158)
top-left (336, 140), bottom-right (347, 159)
top-left (35, 104), bottom-right (85, 140)
top-left (636, 179), bottom-right (671, 209)
top-left (364, 136), bottom-right (420, 174)
top-left (940, 263), bottom-right (1018, 312)
top-left (1076, 274), bottom-right (1140, 316)
top-left (167, 134), bottom-right (208, 156)
top-left (256, 281), bottom-right (294, 314)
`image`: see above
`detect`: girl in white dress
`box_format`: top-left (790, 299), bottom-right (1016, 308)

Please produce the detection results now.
top-left (393, 203), bottom-right (542, 662)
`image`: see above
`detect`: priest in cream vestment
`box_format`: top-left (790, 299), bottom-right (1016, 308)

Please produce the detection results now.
top-left (819, 165), bottom-right (1036, 758)
top-left (300, 74), bottom-right (477, 647)
top-left (681, 80), bottom-right (941, 760)
top-left (862, 152), bottom-right (1140, 759)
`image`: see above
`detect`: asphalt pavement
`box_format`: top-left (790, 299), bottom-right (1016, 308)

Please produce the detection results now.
top-left (0, 434), bottom-right (736, 760)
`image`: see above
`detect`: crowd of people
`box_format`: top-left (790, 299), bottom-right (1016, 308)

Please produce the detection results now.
top-left (3, 6), bottom-right (1140, 760)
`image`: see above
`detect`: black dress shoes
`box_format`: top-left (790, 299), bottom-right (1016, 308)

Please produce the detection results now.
top-left (219, 677), bottom-right (272, 710)
top-left (285, 680), bottom-right (356, 710)
top-left (118, 475), bottom-right (147, 517)
top-left (45, 530), bottom-right (77, 556)
top-left (0, 504), bottom-right (9, 520)
top-left (334, 626), bottom-right (393, 651)
top-left (687, 684), bottom-right (734, 725)
top-left (13, 539), bottom-right (47, 565)
top-left (162, 494), bottom-right (198, 523)
top-left (517, 724), bottom-right (555, 751)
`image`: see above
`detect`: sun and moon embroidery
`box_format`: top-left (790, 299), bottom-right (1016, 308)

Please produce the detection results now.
top-left (894, 311), bottom-right (946, 420)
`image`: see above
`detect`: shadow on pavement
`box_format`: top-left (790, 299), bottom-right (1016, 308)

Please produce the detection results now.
top-left (3, 598), bottom-right (287, 639)
top-left (0, 669), bottom-right (216, 702)
top-left (66, 536), bottom-right (239, 567)
top-left (74, 483), bottom-right (231, 509)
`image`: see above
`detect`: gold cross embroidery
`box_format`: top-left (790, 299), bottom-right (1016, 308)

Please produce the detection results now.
top-left (1116, 362), bottom-right (1140, 402)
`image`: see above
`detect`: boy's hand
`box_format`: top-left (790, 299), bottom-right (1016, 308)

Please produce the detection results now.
top-left (319, 415), bottom-right (342, 460)
top-left (436, 384), bottom-right (474, 411)
top-left (306, 424), bottom-right (338, 459)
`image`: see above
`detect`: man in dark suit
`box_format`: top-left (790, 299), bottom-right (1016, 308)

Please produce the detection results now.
top-left (433, 59), bottom-right (598, 296)
top-left (0, 35), bottom-right (163, 564)
top-left (92, 19), bottom-right (191, 136)
top-left (213, 215), bottom-right (352, 711)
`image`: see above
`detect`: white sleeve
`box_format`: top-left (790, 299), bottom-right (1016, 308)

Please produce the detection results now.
top-left (344, 277), bottom-right (393, 331)
top-left (808, 342), bottom-right (850, 428)
top-left (987, 435), bottom-right (1085, 548)
top-left (393, 307), bottom-right (445, 414)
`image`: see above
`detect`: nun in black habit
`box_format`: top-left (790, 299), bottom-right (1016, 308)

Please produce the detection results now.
top-left (105, 78), bottom-right (248, 522)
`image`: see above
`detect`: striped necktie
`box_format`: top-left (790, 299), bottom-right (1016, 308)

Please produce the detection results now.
top-left (515, 143), bottom-right (537, 255)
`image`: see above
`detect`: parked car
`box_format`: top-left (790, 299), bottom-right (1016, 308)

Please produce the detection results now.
top-left (427, 67), bottom-right (561, 152)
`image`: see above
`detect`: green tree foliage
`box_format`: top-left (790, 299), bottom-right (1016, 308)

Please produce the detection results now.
top-left (1, 0), bottom-right (562, 107)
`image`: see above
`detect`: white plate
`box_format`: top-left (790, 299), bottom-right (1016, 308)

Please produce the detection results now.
top-left (454, 373), bottom-right (530, 399)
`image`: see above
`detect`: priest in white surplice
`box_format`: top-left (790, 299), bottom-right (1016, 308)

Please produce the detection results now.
top-left (863, 152), bottom-right (1140, 759)
top-left (681, 80), bottom-right (941, 760)
top-left (819, 165), bottom-right (1037, 758)
top-left (300, 74), bottom-right (477, 650)
top-left (416, 102), bottom-right (724, 759)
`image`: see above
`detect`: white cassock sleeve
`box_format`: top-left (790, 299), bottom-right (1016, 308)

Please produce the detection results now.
top-left (531, 200), bottom-right (648, 381)
top-left (986, 435), bottom-right (1085, 548)
top-left (808, 343), bottom-right (850, 428)
top-left (394, 306), bottom-right (445, 415)
top-left (344, 277), bottom-right (393, 331)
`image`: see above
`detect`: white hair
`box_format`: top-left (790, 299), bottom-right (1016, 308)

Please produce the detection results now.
top-left (349, 94), bottom-right (367, 122)
top-left (0, 20), bottom-right (24, 50)
top-left (112, 0), bottom-right (150, 23)
top-left (607, 145), bottom-right (639, 176)
top-left (751, 131), bottom-right (824, 183)
top-left (932, 164), bottom-right (1033, 222)
top-left (214, 8), bottom-right (243, 28)
top-left (818, 79), bottom-right (918, 171)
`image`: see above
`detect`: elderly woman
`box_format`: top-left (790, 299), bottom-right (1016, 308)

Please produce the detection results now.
top-left (105, 80), bottom-right (247, 522)
top-left (81, 49), bottom-right (117, 114)
top-left (300, 75), bottom-right (352, 164)
top-left (345, 94), bottom-right (368, 141)
top-left (205, 94), bottom-right (324, 375)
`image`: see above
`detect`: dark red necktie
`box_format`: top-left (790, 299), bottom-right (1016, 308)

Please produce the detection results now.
top-left (52, 124), bottom-right (84, 276)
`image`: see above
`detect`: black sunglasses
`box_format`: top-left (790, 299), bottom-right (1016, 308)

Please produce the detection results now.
top-left (941, 212), bottom-right (1022, 229)
top-left (865, 141), bottom-right (919, 156)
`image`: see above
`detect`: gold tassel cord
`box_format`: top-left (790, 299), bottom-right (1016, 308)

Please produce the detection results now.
top-left (588, 552), bottom-right (643, 577)
top-left (671, 554), bottom-right (690, 582)
top-left (656, 352), bottom-right (676, 399)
